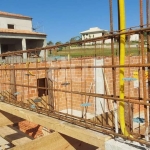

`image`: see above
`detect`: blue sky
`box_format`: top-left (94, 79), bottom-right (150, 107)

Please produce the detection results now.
top-left (0, 0), bottom-right (147, 43)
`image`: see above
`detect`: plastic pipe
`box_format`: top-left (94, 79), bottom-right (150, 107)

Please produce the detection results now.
top-left (118, 0), bottom-right (131, 137)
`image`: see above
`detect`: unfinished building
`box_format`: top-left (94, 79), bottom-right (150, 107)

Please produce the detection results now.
top-left (0, 11), bottom-right (47, 59)
top-left (0, 0), bottom-right (150, 150)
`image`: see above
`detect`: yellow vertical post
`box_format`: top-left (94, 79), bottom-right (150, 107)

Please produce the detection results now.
top-left (118, 0), bottom-right (131, 137)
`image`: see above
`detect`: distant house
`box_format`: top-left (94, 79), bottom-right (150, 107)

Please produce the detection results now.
top-left (80, 27), bottom-right (111, 45)
top-left (129, 34), bottom-right (139, 42)
top-left (0, 11), bottom-right (47, 59)
top-left (80, 27), bottom-right (139, 45)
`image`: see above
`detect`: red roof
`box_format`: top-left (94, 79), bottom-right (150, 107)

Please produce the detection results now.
top-left (0, 29), bottom-right (46, 36)
top-left (0, 11), bottom-right (31, 19)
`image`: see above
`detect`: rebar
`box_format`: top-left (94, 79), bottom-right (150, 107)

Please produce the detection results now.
top-left (0, 1), bottom-right (150, 146)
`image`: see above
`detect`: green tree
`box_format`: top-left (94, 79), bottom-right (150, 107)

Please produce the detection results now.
top-left (70, 36), bottom-right (81, 46)
top-left (65, 41), bottom-right (69, 44)
top-left (70, 36), bottom-right (81, 43)
top-left (47, 41), bottom-right (53, 45)
top-left (55, 41), bottom-right (62, 45)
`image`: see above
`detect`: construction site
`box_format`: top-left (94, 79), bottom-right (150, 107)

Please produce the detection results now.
top-left (0, 0), bottom-right (150, 150)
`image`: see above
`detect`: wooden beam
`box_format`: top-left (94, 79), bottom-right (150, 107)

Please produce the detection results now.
top-left (10, 65), bottom-right (16, 99)
top-left (47, 71), bottom-right (54, 110)
top-left (0, 110), bottom-right (24, 127)
top-left (11, 132), bottom-right (100, 150)
top-left (0, 102), bottom-right (111, 149)
top-left (10, 132), bottom-right (75, 150)
top-left (0, 125), bottom-right (33, 146)
top-left (0, 136), bottom-right (11, 149)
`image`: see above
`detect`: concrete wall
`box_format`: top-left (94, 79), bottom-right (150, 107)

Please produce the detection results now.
top-left (81, 32), bottom-right (103, 40)
top-left (81, 32), bottom-right (139, 44)
top-left (81, 32), bottom-right (111, 45)
top-left (0, 16), bottom-right (32, 31)
top-left (0, 38), bottom-right (22, 52)
top-left (0, 38), bottom-right (46, 58)
top-left (130, 34), bottom-right (139, 41)
top-left (26, 39), bottom-right (45, 49)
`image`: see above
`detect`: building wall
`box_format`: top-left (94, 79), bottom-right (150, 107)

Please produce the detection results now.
top-left (0, 38), bottom-right (46, 58)
top-left (0, 56), bottom-right (146, 118)
top-left (130, 34), bottom-right (139, 41)
top-left (0, 16), bottom-right (32, 31)
top-left (0, 38), bottom-right (22, 52)
top-left (81, 32), bottom-right (111, 44)
top-left (81, 32), bottom-right (103, 40)
top-left (26, 39), bottom-right (45, 49)
top-left (12, 56), bottom-right (145, 136)
top-left (103, 56), bottom-right (145, 115)
top-left (81, 32), bottom-right (139, 44)
top-left (0, 16), bottom-right (46, 58)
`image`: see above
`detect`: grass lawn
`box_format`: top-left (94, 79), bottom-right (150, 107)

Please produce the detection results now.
top-left (48, 47), bottom-right (146, 58)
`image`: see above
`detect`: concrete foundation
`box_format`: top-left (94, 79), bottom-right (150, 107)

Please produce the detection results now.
top-left (105, 139), bottom-right (146, 150)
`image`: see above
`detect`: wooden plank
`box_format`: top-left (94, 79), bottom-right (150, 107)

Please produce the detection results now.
top-left (0, 126), bottom-right (33, 146)
top-left (0, 136), bottom-right (12, 149)
top-left (91, 111), bottom-right (115, 127)
top-left (10, 65), bottom-right (16, 98)
top-left (10, 132), bottom-right (75, 150)
top-left (107, 111), bottom-right (115, 127)
top-left (125, 102), bottom-right (133, 132)
top-left (47, 72), bottom-right (54, 110)
top-left (11, 132), bottom-right (100, 150)
top-left (0, 102), bottom-right (111, 149)
top-left (134, 124), bottom-right (145, 136)
top-left (59, 133), bottom-right (100, 150)
top-left (102, 113), bottom-right (107, 126)
top-left (0, 110), bottom-right (24, 127)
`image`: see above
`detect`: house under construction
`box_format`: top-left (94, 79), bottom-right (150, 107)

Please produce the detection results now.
top-left (0, 0), bottom-right (150, 150)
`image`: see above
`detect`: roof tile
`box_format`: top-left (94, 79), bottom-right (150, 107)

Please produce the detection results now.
top-left (0, 11), bottom-right (31, 19)
top-left (0, 28), bottom-right (46, 36)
